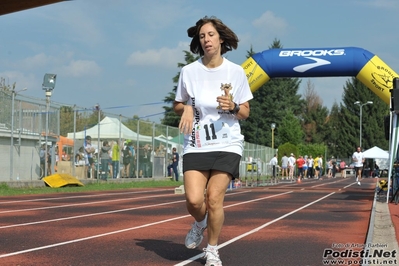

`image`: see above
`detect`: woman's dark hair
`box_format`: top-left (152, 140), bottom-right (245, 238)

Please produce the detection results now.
top-left (187, 16), bottom-right (239, 56)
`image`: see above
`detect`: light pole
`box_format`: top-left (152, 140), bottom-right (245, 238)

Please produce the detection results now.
top-left (354, 101), bottom-right (373, 148)
top-left (10, 87), bottom-right (27, 180)
top-left (271, 123), bottom-right (276, 149)
top-left (42, 73), bottom-right (57, 178)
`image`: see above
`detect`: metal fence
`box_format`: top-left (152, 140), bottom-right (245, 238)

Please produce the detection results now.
top-left (0, 91), bottom-right (59, 139)
top-left (0, 90), bottom-right (276, 181)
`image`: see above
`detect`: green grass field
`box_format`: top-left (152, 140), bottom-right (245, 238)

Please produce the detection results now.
top-left (0, 180), bottom-right (183, 196)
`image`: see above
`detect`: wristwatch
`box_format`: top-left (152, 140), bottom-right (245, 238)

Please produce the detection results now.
top-left (229, 102), bottom-right (240, 115)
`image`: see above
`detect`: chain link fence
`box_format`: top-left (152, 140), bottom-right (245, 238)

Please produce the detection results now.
top-left (0, 90), bottom-right (275, 182)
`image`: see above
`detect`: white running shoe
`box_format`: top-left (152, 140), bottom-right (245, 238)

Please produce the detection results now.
top-left (357, 181), bottom-right (361, 186)
top-left (185, 215), bottom-right (207, 249)
top-left (204, 247), bottom-right (222, 266)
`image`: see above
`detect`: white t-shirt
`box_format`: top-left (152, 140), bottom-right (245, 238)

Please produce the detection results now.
top-left (281, 156), bottom-right (289, 167)
top-left (288, 156), bottom-right (296, 167)
top-left (270, 157), bottom-right (278, 166)
top-left (175, 58), bottom-right (253, 155)
top-left (352, 151), bottom-right (364, 167)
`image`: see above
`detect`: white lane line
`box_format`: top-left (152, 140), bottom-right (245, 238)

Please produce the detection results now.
top-left (310, 178), bottom-right (347, 188)
top-left (0, 189), bottom-right (172, 205)
top-left (0, 199), bottom-right (186, 229)
top-left (0, 191), bottom-right (291, 258)
top-left (343, 182), bottom-right (361, 189)
top-left (0, 194), bottom-right (175, 214)
top-left (223, 191), bottom-right (292, 209)
top-left (0, 191), bottom-right (249, 229)
top-left (174, 191), bottom-right (335, 266)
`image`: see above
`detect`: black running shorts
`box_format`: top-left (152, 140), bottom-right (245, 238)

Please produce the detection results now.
top-left (183, 151), bottom-right (241, 179)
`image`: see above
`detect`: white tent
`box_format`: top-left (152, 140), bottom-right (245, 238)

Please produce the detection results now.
top-left (67, 116), bottom-right (153, 142)
top-left (362, 146), bottom-right (389, 159)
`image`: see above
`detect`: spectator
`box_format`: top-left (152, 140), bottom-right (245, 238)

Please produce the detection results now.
top-left (84, 135), bottom-right (95, 178)
top-left (39, 143), bottom-right (46, 179)
top-left (45, 145), bottom-right (52, 176)
top-left (138, 144), bottom-right (150, 178)
top-left (318, 155), bottom-right (324, 179)
top-left (296, 155), bottom-right (305, 181)
top-left (122, 142), bottom-right (131, 178)
top-left (111, 141), bottom-right (121, 179)
top-left (269, 154), bottom-right (278, 183)
top-left (303, 155), bottom-right (309, 179)
top-left (314, 155), bottom-right (320, 179)
top-left (167, 147), bottom-right (180, 181)
top-left (331, 157), bottom-right (337, 178)
top-left (128, 141), bottom-right (136, 178)
top-left (327, 159), bottom-right (333, 178)
top-left (307, 155), bottom-right (314, 178)
top-left (100, 140), bottom-right (111, 180)
top-left (373, 163), bottom-right (380, 178)
top-left (75, 147), bottom-right (85, 166)
top-left (147, 145), bottom-right (153, 177)
top-left (288, 153), bottom-right (296, 181)
top-left (281, 153), bottom-right (289, 180)
top-left (339, 160), bottom-right (346, 178)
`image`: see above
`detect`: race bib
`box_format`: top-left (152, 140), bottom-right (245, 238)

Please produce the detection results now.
top-left (195, 120), bottom-right (231, 148)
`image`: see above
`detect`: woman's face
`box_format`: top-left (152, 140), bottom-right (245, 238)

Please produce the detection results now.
top-left (199, 22), bottom-right (223, 57)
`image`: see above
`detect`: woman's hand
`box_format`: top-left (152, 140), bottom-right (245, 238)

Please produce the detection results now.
top-left (179, 105), bottom-right (194, 135)
top-left (216, 88), bottom-right (234, 111)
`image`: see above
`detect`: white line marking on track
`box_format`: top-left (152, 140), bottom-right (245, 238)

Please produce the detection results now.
top-left (0, 191), bottom-right (290, 258)
top-left (310, 178), bottom-right (346, 188)
top-left (343, 182), bottom-right (360, 189)
top-left (174, 192), bottom-right (335, 266)
top-left (0, 191), bottom-right (249, 228)
top-left (0, 189), bottom-right (173, 205)
top-left (0, 194), bottom-right (174, 214)
top-left (0, 199), bottom-right (185, 229)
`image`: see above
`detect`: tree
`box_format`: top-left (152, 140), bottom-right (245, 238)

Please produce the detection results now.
top-left (124, 115), bottom-right (154, 136)
top-left (58, 106), bottom-right (88, 137)
top-left (79, 106), bottom-right (106, 134)
top-left (0, 77), bottom-right (14, 92)
top-left (324, 102), bottom-right (341, 157)
top-left (240, 40), bottom-right (303, 148)
top-left (161, 51), bottom-right (199, 127)
top-left (338, 77), bottom-right (389, 157)
top-left (301, 80), bottom-right (328, 144)
top-left (59, 106), bottom-right (74, 136)
top-left (278, 110), bottom-right (303, 145)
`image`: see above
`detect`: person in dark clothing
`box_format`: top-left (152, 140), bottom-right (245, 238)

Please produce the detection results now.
top-left (167, 147), bottom-right (179, 181)
top-left (331, 157), bottom-right (337, 178)
top-left (100, 140), bottom-right (111, 180)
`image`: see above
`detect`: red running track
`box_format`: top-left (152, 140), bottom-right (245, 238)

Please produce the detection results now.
top-left (0, 177), bottom-right (377, 266)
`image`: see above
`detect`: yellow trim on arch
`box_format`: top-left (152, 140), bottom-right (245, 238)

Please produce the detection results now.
top-left (242, 57), bottom-right (270, 93)
top-left (356, 55), bottom-right (399, 105)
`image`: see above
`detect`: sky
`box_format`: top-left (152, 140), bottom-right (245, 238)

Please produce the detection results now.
top-left (1, 0), bottom-right (398, 123)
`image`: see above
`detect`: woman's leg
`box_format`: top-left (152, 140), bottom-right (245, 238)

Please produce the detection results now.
top-left (184, 170), bottom-right (208, 222)
top-left (205, 170), bottom-right (231, 246)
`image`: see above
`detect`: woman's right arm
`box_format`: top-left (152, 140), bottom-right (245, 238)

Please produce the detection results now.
top-left (173, 101), bottom-right (193, 135)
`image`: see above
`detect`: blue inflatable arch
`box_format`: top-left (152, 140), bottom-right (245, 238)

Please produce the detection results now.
top-left (242, 47), bottom-right (398, 105)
